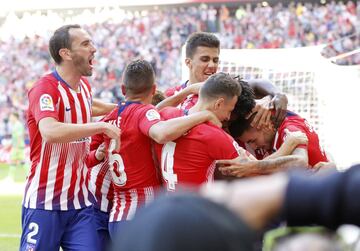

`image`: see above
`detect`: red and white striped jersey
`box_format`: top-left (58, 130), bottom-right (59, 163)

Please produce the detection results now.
top-left (24, 72), bottom-right (93, 210)
top-left (154, 107), bottom-right (241, 192)
top-left (109, 186), bottom-right (156, 222)
top-left (87, 158), bottom-right (113, 213)
top-left (89, 102), bottom-right (162, 220)
top-left (165, 81), bottom-right (198, 110)
top-left (273, 111), bottom-right (328, 167)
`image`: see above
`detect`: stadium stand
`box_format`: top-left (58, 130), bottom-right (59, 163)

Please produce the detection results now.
top-left (0, 1), bottom-right (358, 162)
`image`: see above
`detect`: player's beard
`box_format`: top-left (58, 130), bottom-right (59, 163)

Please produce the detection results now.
top-left (72, 54), bottom-right (93, 77)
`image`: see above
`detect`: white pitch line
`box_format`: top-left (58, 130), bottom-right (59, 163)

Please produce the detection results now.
top-left (0, 233), bottom-right (20, 238)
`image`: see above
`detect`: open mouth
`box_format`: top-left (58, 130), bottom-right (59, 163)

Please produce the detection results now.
top-left (204, 71), bottom-right (216, 77)
top-left (88, 58), bottom-right (94, 68)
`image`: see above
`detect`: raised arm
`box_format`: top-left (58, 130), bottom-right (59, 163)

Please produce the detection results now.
top-left (92, 98), bottom-right (117, 117)
top-left (247, 79), bottom-right (288, 129)
top-left (149, 110), bottom-right (219, 144)
top-left (156, 83), bottom-right (203, 110)
top-left (247, 79), bottom-right (281, 99)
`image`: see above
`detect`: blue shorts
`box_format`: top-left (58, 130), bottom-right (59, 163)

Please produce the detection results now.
top-left (20, 206), bottom-right (99, 251)
top-left (108, 221), bottom-right (131, 242)
top-left (92, 206), bottom-right (111, 250)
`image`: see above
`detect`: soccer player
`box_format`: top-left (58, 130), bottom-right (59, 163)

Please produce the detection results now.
top-left (163, 32), bottom-right (220, 110)
top-left (154, 72), bottom-right (252, 192)
top-left (20, 24), bottom-right (121, 251)
top-left (89, 59), bottom-right (220, 241)
top-left (229, 79), bottom-right (296, 161)
top-left (158, 31), bottom-right (288, 129)
top-left (222, 96), bottom-right (329, 177)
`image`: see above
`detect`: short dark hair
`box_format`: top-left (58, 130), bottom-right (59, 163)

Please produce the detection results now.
top-left (232, 79), bottom-right (256, 120)
top-left (185, 32), bottom-right (220, 58)
top-left (228, 114), bottom-right (253, 139)
top-left (200, 72), bottom-right (241, 102)
top-left (49, 24), bottom-right (81, 64)
top-left (123, 59), bottom-right (155, 96)
top-left (229, 79), bottom-right (256, 138)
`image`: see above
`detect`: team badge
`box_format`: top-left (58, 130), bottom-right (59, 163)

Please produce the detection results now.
top-left (25, 243), bottom-right (35, 251)
top-left (39, 94), bottom-right (54, 111)
top-left (145, 109), bottom-right (160, 121)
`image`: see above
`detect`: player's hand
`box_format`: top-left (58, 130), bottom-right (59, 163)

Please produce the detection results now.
top-left (217, 159), bottom-right (259, 178)
top-left (271, 93), bottom-right (287, 128)
top-left (95, 143), bottom-right (106, 161)
top-left (101, 122), bottom-right (121, 151)
top-left (284, 128), bottom-right (308, 148)
top-left (247, 95), bottom-right (272, 129)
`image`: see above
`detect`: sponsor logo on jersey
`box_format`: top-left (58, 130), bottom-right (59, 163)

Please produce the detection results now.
top-left (39, 94), bottom-right (54, 111)
top-left (145, 109), bottom-right (160, 121)
top-left (71, 137), bottom-right (91, 143)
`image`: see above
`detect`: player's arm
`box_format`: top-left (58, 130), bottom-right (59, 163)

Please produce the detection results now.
top-left (149, 110), bottom-right (219, 144)
top-left (85, 143), bottom-right (106, 168)
top-left (39, 117), bottom-right (120, 147)
top-left (91, 98), bottom-right (117, 117)
top-left (156, 83), bottom-right (203, 110)
top-left (247, 79), bottom-right (280, 99)
top-left (247, 79), bottom-right (288, 129)
top-left (218, 154), bottom-right (308, 177)
top-left (264, 129), bottom-right (308, 160)
top-left (85, 131), bottom-right (109, 168)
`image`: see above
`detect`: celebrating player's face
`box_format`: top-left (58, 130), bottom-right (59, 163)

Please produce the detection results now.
top-left (68, 28), bottom-right (97, 76)
top-left (239, 127), bottom-right (272, 151)
top-left (187, 46), bottom-right (219, 83)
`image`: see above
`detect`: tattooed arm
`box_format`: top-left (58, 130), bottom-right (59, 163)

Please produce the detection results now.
top-left (218, 154), bottom-right (307, 178)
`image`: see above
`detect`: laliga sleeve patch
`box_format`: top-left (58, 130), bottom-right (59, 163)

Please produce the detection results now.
top-left (39, 94), bottom-right (54, 111)
top-left (145, 109), bottom-right (160, 121)
top-left (233, 141), bottom-right (242, 153)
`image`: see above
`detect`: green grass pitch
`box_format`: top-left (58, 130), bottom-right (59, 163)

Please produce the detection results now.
top-left (0, 163), bottom-right (27, 251)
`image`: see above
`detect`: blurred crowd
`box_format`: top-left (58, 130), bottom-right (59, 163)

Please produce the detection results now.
top-left (0, 1), bottom-right (359, 153)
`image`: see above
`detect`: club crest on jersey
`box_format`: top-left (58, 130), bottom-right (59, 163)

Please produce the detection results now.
top-left (39, 94), bottom-right (54, 111)
top-left (25, 243), bottom-right (35, 251)
top-left (145, 109), bottom-right (160, 121)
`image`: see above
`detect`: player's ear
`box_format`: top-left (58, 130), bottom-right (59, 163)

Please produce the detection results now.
top-left (185, 58), bottom-right (191, 68)
top-left (214, 97), bottom-right (224, 110)
top-left (59, 48), bottom-right (71, 61)
top-left (151, 84), bottom-right (156, 95)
